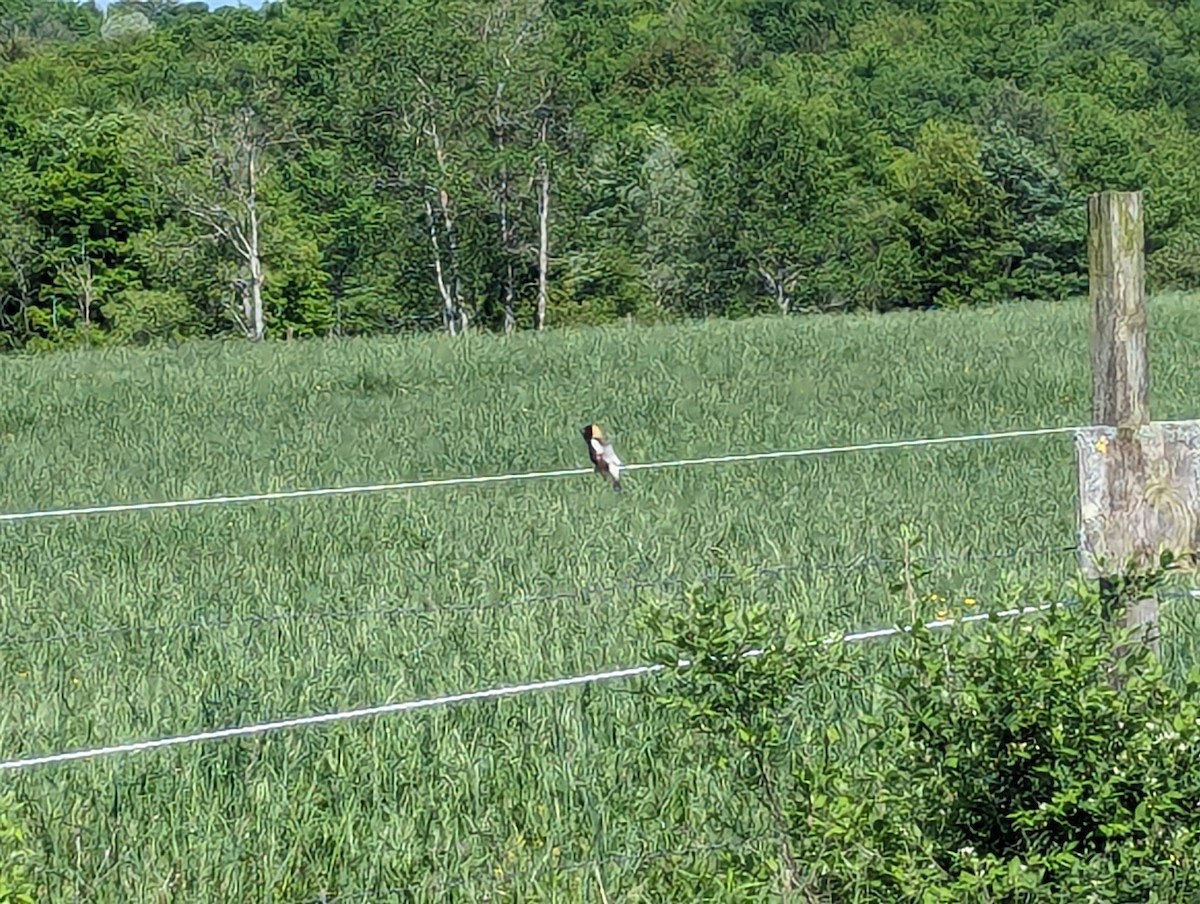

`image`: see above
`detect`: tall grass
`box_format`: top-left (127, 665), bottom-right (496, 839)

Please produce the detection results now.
top-left (0, 295), bottom-right (1198, 900)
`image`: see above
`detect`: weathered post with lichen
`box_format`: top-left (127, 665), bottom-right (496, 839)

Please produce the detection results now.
top-left (1075, 190), bottom-right (1200, 662)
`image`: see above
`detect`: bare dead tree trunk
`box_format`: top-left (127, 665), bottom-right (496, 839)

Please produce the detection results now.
top-left (759, 263), bottom-right (795, 315)
top-left (407, 78), bottom-right (470, 339)
top-left (247, 256), bottom-right (264, 339)
top-left (239, 283), bottom-right (251, 331)
top-left (503, 243), bottom-right (516, 333)
top-left (79, 260), bottom-right (94, 327)
top-left (536, 119), bottom-right (550, 332)
top-left (424, 195), bottom-right (459, 337)
top-left (231, 279), bottom-right (250, 335)
top-left (163, 105), bottom-right (273, 341)
top-left (245, 140), bottom-right (265, 340)
top-left (54, 237), bottom-right (97, 331)
top-left (495, 84), bottom-right (518, 334)
top-left (222, 211), bottom-right (264, 341)
top-left (438, 185), bottom-right (466, 335)
top-left (63, 252), bottom-right (95, 328)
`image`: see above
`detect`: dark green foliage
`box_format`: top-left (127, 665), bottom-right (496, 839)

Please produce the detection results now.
top-left (978, 121), bottom-right (1087, 302)
top-left (261, 204), bottom-right (336, 339)
top-left (0, 0), bottom-right (1198, 347)
top-left (0, 108), bottom-right (149, 344)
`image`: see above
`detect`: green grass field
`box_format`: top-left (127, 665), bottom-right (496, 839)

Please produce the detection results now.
top-left (1, 294), bottom-right (1198, 901)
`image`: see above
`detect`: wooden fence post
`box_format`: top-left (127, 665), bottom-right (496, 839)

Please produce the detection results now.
top-left (1089, 191), bottom-right (1156, 653)
top-left (1075, 190), bottom-right (1200, 662)
top-left (1088, 191), bottom-right (1148, 432)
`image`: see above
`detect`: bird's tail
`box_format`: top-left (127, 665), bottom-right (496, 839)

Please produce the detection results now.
top-left (611, 478), bottom-right (623, 492)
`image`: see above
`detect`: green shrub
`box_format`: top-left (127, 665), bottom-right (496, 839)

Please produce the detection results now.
top-left (0, 794), bottom-right (37, 904)
top-left (643, 541), bottom-right (1200, 900)
top-left (853, 567), bottom-right (1200, 901)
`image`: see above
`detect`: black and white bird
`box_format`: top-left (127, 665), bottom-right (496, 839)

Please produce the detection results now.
top-left (581, 423), bottom-right (624, 492)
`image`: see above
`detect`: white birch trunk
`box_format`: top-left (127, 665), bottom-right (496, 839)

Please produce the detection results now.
top-left (536, 124), bottom-right (550, 332)
top-left (424, 196), bottom-right (458, 337)
top-left (246, 146), bottom-right (265, 340)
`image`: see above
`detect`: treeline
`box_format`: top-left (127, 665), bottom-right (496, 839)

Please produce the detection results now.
top-left (0, 0), bottom-right (1198, 348)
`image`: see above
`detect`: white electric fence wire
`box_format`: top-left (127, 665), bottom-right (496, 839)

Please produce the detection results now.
top-left (0, 423), bottom-right (1089, 524)
top-left (0, 601), bottom-right (1055, 773)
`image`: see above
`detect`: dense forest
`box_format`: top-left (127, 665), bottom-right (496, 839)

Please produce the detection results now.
top-left (0, 0), bottom-right (1197, 348)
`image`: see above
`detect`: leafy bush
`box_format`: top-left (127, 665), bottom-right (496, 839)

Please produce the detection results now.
top-left (0, 794), bottom-right (37, 904)
top-left (643, 541), bottom-right (1200, 900)
top-left (640, 562), bottom-right (854, 898)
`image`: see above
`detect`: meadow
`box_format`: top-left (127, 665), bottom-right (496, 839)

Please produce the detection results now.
top-left (1, 294), bottom-right (1199, 901)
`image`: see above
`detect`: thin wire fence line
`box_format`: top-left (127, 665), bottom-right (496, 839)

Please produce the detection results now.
top-left (0, 665), bottom-right (661, 772)
top-left (0, 543), bottom-right (1078, 648)
top-left (0, 422), bottom-right (1108, 525)
top-left (0, 597), bottom-right (1079, 773)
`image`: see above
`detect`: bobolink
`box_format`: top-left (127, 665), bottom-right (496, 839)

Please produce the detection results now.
top-left (581, 423), bottom-right (624, 492)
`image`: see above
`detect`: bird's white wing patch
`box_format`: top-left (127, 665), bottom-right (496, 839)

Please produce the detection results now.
top-left (589, 437), bottom-right (605, 456)
top-left (601, 444), bottom-right (623, 482)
